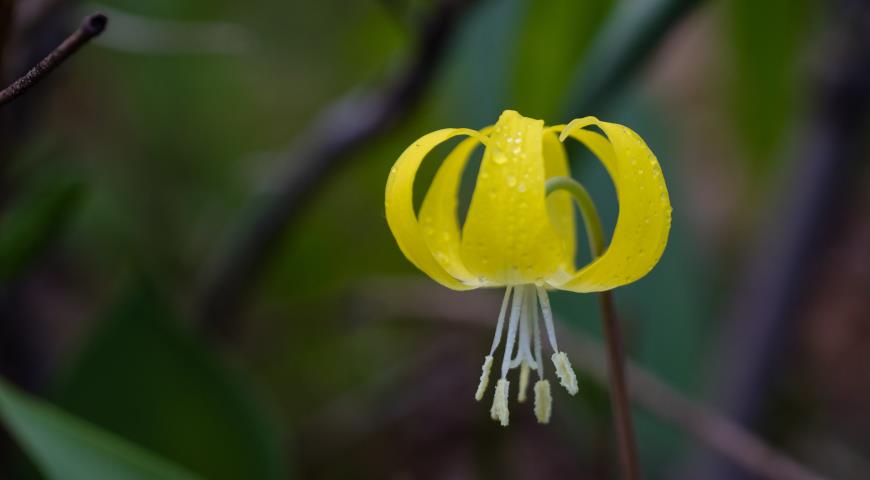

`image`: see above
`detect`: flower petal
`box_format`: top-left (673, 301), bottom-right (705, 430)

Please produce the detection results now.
top-left (461, 111), bottom-right (572, 285)
top-left (419, 129), bottom-right (490, 283)
top-left (385, 128), bottom-right (484, 290)
top-left (542, 130), bottom-right (576, 270)
top-left (551, 118), bottom-right (671, 292)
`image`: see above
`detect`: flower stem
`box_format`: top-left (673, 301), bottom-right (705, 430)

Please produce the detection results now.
top-left (546, 176), bottom-right (641, 480)
top-left (544, 176), bottom-right (604, 256)
top-left (599, 290), bottom-right (641, 480)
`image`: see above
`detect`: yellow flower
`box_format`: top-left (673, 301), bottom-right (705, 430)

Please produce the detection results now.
top-left (385, 110), bottom-right (671, 426)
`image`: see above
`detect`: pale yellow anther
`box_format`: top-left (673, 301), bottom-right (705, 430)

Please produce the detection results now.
top-left (490, 379), bottom-right (510, 426)
top-left (534, 380), bottom-right (552, 424)
top-left (551, 351), bottom-right (579, 395)
top-left (518, 363), bottom-right (531, 403)
top-left (475, 355), bottom-right (494, 401)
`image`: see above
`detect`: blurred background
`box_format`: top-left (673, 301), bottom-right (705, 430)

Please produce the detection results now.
top-left (0, 0), bottom-right (868, 479)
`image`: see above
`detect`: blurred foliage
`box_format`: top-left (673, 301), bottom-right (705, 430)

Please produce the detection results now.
top-left (0, 378), bottom-right (198, 479)
top-left (51, 284), bottom-right (287, 479)
top-left (725, 0), bottom-right (814, 175)
top-left (0, 178), bottom-right (82, 282)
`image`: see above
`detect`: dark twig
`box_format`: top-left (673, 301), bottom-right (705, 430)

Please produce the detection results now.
top-left (599, 292), bottom-right (641, 480)
top-left (351, 279), bottom-right (831, 480)
top-left (0, 13), bottom-right (106, 107)
top-left (196, 0), bottom-right (472, 340)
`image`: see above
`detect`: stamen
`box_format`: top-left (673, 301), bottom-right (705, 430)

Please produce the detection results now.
top-left (536, 285), bottom-right (560, 352)
top-left (509, 290), bottom-right (537, 370)
top-left (474, 355), bottom-right (493, 401)
top-left (499, 286), bottom-right (525, 378)
top-left (488, 286), bottom-right (513, 355)
top-left (518, 362), bottom-right (531, 403)
top-left (490, 379), bottom-right (510, 426)
top-left (534, 380), bottom-right (552, 423)
top-left (530, 288), bottom-right (544, 379)
top-left (551, 351), bottom-right (579, 395)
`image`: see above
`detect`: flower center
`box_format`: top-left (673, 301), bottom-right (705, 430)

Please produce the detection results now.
top-left (475, 284), bottom-right (578, 426)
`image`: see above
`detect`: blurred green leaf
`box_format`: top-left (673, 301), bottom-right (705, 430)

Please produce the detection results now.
top-left (0, 378), bottom-right (198, 480)
top-left (563, 0), bottom-right (702, 115)
top-left (53, 285), bottom-right (289, 479)
top-left (726, 0), bottom-right (812, 172)
top-left (0, 180), bottom-right (83, 282)
top-left (511, 0), bottom-right (614, 119)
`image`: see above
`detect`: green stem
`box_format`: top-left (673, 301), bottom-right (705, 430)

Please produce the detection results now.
top-left (545, 176), bottom-right (605, 258)
top-left (546, 175), bottom-right (642, 480)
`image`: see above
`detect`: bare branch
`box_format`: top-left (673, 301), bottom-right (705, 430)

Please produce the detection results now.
top-left (0, 13), bottom-right (107, 107)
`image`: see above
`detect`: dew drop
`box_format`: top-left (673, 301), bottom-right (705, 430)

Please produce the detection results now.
top-left (507, 176), bottom-right (517, 187)
top-left (517, 182), bottom-right (527, 192)
top-left (494, 153), bottom-right (508, 164)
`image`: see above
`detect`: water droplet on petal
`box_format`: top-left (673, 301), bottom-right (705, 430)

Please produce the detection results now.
top-left (507, 176), bottom-right (517, 187)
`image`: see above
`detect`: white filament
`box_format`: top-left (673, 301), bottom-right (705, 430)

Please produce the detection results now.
top-left (536, 285), bottom-right (559, 353)
top-left (530, 288), bottom-right (544, 379)
top-left (488, 286), bottom-right (513, 355)
top-left (510, 287), bottom-right (537, 370)
top-left (499, 286), bottom-right (524, 378)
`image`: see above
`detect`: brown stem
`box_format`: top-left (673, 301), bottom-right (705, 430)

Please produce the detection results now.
top-left (599, 291), bottom-right (641, 480)
top-left (0, 13), bottom-right (107, 107)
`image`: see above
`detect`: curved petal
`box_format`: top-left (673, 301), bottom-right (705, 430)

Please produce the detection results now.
top-left (541, 131), bottom-right (576, 269)
top-left (460, 111), bottom-right (572, 285)
top-left (419, 128), bottom-right (491, 283)
top-left (385, 128), bottom-right (484, 290)
top-left (551, 118), bottom-right (671, 292)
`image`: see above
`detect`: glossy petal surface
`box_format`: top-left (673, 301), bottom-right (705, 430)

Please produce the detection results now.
top-left (552, 118), bottom-right (671, 292)
top-left (541, 131), bottom-right (576, 269)
top-left (419, 129), bottom-right (489, 283)
top-left (385, 128), bottom-right (482, 290)
top-left (460, 111), bottom-right (572, 285)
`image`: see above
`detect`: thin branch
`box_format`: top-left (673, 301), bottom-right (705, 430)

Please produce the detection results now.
top-left (196, 0), bottom-right (473, 340)
top-left (351, 278), bottom-right (831, 480)
top-left (0, 13), bottom-right (107, 107)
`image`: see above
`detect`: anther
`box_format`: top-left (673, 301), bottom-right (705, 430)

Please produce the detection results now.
top-left (551, 351), bottom-right (579, 395)
top-left (534, 380), bottom-right (552, 423)
top-left (518, 363), bottom-right (530, 403)
top-left (475, 355), bottom-right (494, 401)
top-left (490, 379), bottom-right (510, 426)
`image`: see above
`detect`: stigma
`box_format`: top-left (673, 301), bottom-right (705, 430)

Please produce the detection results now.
top-left (475, 284), bottom-right (578, 425)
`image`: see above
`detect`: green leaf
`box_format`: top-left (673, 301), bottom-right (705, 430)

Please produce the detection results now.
top-left (52, 284), bottom-right (289, 480)
top-left (511, 0), bottom-right (614, 119)
top-left (563, 0), bottom-right (703, 115)
top-left (0, 378), bottom-right (199, 480)
top-left (725, 0), bottom-right (813, 172)
top-left (0, 180), bottom-right (83, 282)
